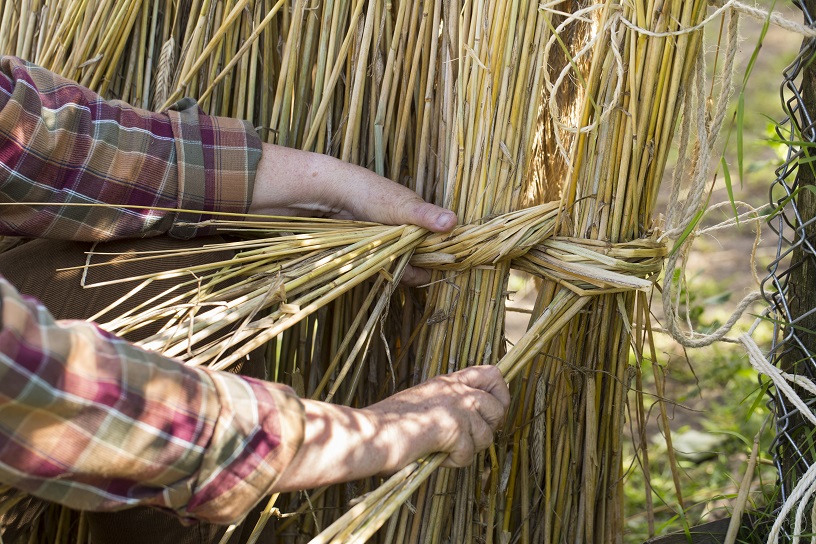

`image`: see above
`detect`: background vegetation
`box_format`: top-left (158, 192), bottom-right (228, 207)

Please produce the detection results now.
top-left (622, 6), bottom-right (801, 541)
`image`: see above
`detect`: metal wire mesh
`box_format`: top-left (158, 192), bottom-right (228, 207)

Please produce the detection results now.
top-left (762, 0), bottom-right (816, 535)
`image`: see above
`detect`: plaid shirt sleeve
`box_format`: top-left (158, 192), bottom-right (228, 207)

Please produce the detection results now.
top-left (0, 57), bottom-right (305, 523)
top-left (0, 277), bottom-right (305, 523)
top-left (0, 56), bottom-right (262, 241)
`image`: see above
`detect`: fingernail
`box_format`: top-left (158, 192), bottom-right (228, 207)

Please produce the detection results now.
top-left (435, 211), bottom-right (456, 231)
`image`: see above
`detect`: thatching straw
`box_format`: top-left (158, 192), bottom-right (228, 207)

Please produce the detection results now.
top-left (524, 0), bottom-right (707, 539)
top-left (0, 0), bottom-right (716, 541)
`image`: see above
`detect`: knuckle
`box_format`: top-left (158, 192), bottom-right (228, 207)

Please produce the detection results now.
top-left (476, 422), bottom-right (494, 448)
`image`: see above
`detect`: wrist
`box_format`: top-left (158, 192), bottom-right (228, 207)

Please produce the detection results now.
top-left (361, 404), bottom-right (435, 472)
top-left (248, 143), bottom-right (343, 217)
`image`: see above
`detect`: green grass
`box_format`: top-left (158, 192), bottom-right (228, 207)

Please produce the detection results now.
top-left (623, 313), bottom-right (778, 542)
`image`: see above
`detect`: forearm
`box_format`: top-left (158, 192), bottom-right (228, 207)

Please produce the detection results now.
top-left (0, 277), bottom-right (303, 524)
top-left (249, 143), bottom-right (389, 218)
top-left (273, 364), bottom-right (511, 490)
top-left (272, 400), bottom-right (418, 492)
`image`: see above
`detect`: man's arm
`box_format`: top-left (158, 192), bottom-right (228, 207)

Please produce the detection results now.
top-left (0, 277), bottom-right (508, 522)
top-left (0, 56), bottom-right (259, 241)
top-left (0, 277), bottom-right (304, 523)
top-left (0, 56), bottom-right (456, 242)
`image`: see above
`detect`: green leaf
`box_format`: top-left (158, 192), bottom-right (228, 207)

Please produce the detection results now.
top-left (737, 93), bottom-right (745, 187)
top-left (747, 382), bottom-right (771, 420)
top-left (734, 0), bottom-right (773, 187)
top-left (707, 429), bottom-right (751, 448)
top-left (765, 184), bottom-right (816, 221)
top-left (742, 0), bottom-right (773, 88)
top-left (670, 208), bottom-right (705, 256)
top-left (721, 156), bottom-right (739, 225)
top-left (669, 183), bottom-right (715, 256)
top-left (766, 137), bottom-right (816, 148)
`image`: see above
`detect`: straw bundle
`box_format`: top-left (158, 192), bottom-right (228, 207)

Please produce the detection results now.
top-left (0, 0), bottom-right (711, 541)
top-left (528, 0), bottom-right (708, 539)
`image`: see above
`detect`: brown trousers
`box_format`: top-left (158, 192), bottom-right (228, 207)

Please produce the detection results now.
top-left (0, 236), bottom-right (275, 544)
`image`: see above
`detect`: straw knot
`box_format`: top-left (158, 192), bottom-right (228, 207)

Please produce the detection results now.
top-left (515, 237), bottom-right (666, 296)
top-left (410, 203), bottom-right (560, 271)
top-left (410, 204), bottom-right (666, 295)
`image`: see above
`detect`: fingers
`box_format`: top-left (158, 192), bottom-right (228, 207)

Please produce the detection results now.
top-left (437, 366), bottom-right (510, 468)
top-left (349, 178), bottom-right (457, 233)
top-left (441, 408), bottom-right (495, 468)
top-left (402, 200), bottom-right (458, 233)
top-left (365, 365), bottom-right (510, 471)
top-left (399, 264), bottom-right (431, 287)
top-left (328, 161), bottom-right (456, 232)
top-left (449, 365), bottom-right (511, 413)
top-left (443, 436), bottom-right (476, 468)
top-left (468, 387), bottom-right (509, 432)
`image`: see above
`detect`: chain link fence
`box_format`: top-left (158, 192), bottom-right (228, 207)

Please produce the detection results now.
top-left (762, 0), bottom-right (816, 536)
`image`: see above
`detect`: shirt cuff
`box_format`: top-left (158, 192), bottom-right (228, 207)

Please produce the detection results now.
top-left (183, 370), bottom-right (305, 524)
top-left (166, 98), bottom-right (262, 239)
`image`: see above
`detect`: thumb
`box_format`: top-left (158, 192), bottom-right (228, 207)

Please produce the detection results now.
top-left (346, 177), bottom-right (457, 233)
top-left (402, 199), bottom-right (458, 233)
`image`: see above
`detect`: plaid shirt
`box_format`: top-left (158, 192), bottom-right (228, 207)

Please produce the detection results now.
top-left (0, 57), bottom-right (304, 523)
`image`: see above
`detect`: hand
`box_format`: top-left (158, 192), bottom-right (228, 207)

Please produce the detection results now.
top-left (272, 366), bottom-right (510, 492)
top-left (364, 366), bottom-right (511, 469)
top-left (249, 144), bottom-right (457, 286)
top-left (250, 143), bottom-right (457, 230)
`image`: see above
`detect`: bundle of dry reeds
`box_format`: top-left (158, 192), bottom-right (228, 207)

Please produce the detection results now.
top-left (528, 0), bottom-right (709, 539)
top-left (0, 0), bottom-right (713, 541)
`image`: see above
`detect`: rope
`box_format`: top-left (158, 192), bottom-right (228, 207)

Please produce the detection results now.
top-left (794, 472), bottom-right (816, 544)
top-left (542, 3), bottom-right (617, 163)
top-left (741, 333), bottom-right (816, 544)
top-left (721, 0), bottom-right (816, 38)
top-left (654, 8), bottom-right (771, 349)
top-left (617, 0), bottom-right (816, 39)
top-left (541, 0), bottom-right (816, 165)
